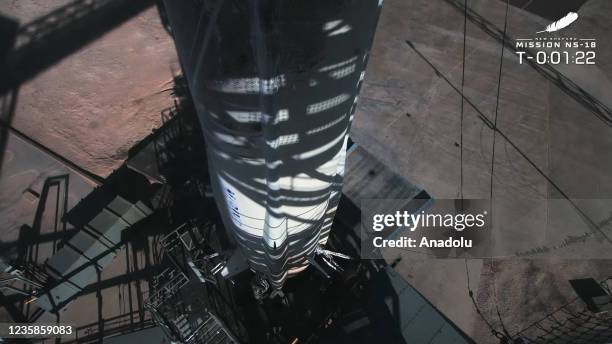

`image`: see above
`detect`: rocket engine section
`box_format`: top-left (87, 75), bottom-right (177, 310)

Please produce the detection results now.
top-left (161, 0), bottom-right (382, 288)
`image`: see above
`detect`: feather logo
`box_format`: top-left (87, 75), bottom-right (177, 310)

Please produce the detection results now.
top-left (537, 12), bottom-right (579, 33)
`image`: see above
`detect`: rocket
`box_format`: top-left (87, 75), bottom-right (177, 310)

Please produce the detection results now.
top-left (161, 0), bottom-right (383, 289)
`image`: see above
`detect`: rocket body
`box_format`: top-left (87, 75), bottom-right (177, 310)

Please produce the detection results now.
top-left (162, 0), bottom-right (382, 288)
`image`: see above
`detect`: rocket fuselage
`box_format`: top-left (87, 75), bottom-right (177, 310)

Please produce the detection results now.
top-left (162, 0), bottom-right (382, 288)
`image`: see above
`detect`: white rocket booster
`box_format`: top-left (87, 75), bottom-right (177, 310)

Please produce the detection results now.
top-left (162, 0), bottom-right (383, 288)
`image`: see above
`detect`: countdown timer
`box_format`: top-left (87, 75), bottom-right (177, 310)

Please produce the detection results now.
top-left (516, 51), bottom-right (596, 65)
top-left (514, 38), bottom-right (597, 65)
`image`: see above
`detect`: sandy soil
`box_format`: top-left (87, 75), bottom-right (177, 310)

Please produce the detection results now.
top-left (2, 1), bottom-right (179, 177)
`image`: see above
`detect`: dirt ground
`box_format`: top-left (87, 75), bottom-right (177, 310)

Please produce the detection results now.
top-left (1, 1), bottom-right (179, 177)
